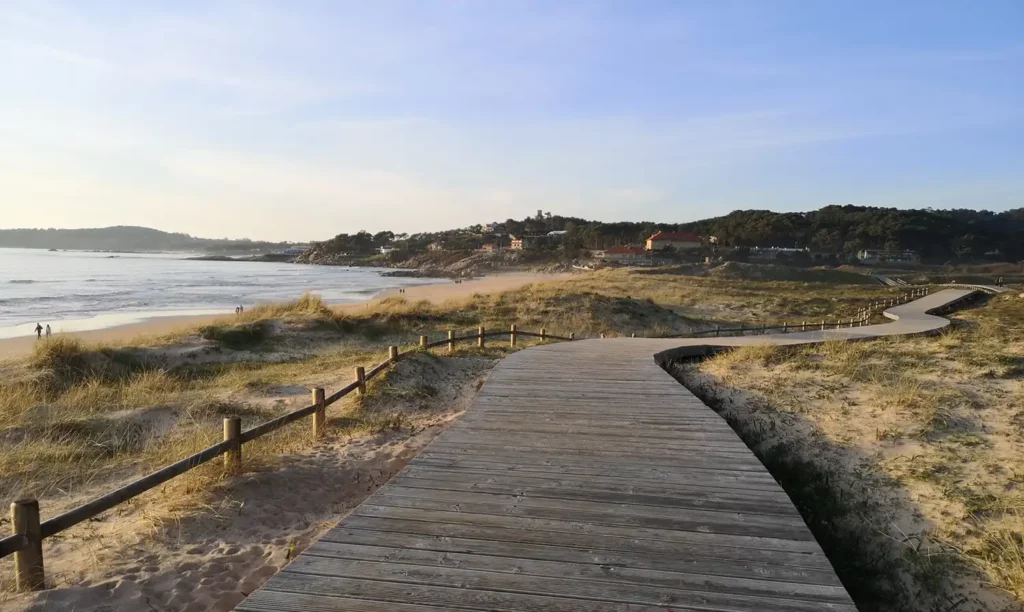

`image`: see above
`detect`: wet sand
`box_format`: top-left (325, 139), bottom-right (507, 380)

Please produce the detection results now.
top-left (0, 272), bottom-right (573, 360)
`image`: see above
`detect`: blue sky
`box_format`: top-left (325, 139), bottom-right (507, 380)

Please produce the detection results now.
top-left (1, 1), bottom-right (1021, 240)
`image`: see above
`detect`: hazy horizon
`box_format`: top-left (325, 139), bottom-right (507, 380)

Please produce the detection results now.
top-left (2, 1), bottom-right (1022, 241)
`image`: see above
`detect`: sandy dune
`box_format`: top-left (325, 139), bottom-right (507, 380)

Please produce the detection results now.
top-left (1, 355), bottom-right (493, 612)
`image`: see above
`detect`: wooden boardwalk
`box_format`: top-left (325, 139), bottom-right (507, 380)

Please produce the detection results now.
top-left (238, 288), bottom-right (988, 611)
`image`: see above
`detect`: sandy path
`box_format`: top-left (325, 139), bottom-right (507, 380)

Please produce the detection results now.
top-left (0, 272), bottom-right (573, 360)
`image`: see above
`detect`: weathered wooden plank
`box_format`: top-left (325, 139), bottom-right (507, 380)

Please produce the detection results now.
top-left (359, 494), bottom-right (815, 540)
top-left (388, 474), bottom-right (798, 515)
top-left (352, 505), bottom-right (823, 554)
top-left (276, 559), bottom-right (857, 612)
top-left (400, 463), bottom-right (785, 492)
top-left (370, 486), bottom-right (806, 526)
top-left (242, 574), bottom-right (713, 612)
top-left (298, 542), bottom-right (852, 601)
top-left (318, 523), bottom-right (845, 582)
top-left (408, 456), bottom-right (784, 487)
top-left (417, 448), bottom-right (769, 472)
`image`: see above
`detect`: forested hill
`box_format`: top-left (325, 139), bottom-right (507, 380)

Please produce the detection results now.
top-left (0, 226), bottom-right (289, 254)
top-left (305, 205), bottom-right (1024, 266)
top-left (489, 205), bottom-right (1024, 262)
top-left (678, 206), bottom-right (1024, 261)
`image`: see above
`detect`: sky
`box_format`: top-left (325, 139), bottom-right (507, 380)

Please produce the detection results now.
top-left (1, 1), bottom-right (1022, 241)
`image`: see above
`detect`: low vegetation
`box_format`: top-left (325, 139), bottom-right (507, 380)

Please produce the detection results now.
top-left (673, 292), bottom-right (1024, 611)
top-left (0, 266), bottom-right (989, 606)
top-left (0, 270), bottom-right (893, 510)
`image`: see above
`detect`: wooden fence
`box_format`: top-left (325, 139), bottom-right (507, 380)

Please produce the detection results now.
top-left (683, 287), bottom-right (932, 338)
top-left (0, 325), bottom-right (571, 592)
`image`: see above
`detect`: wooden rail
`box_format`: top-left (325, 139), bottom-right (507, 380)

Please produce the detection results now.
top-left (1, 325), bottom-right (569, 592)
top-left (683, 286), bottom-right (933, 338)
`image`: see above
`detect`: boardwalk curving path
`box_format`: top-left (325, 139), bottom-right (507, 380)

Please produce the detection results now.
top-left (239, 288), bottom-right (997, 611)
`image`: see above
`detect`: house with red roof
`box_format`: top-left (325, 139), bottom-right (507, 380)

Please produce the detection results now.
top-left (646, 231), bottom-right (702, 251)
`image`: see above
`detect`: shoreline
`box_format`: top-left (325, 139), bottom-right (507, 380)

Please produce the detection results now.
top-left (0, 271), bottom-right (573, 360)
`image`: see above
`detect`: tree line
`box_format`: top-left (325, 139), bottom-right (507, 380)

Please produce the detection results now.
top-left (312, 206), bottom-right (1024, 264)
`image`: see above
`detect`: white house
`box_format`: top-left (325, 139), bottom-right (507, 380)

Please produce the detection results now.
top-left (857, 249), bottom-right (920, 265)
top-left (646, 231), bottom-right (702, 251)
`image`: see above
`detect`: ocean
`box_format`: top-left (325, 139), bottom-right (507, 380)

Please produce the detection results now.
top-left (0, 248), bottom-right (438, 339)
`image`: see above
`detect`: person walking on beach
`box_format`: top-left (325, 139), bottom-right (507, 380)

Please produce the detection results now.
top-left (45, 324), bottom-right (51, 338)
top-left (35, 323), bottom-right (43, 339)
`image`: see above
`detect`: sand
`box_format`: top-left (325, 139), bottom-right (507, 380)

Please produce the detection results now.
top-left (373, 271), bottom-right (571, 303)
top-left (0, 271), bottom-right (572, 360)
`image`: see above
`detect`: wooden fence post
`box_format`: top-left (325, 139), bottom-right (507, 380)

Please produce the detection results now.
top-left (447, 330), bottom-right (455, 352)
top-left (510, 324), bottom-right (517, 347)
top-left (224, 416), bottom-right (241, 471)
top-left (802, 321), bottom-right (807, 331)
top-left (600, 333), bottom-right (606, 339)
top-left (714, 325), bottom-right (720, 337)
top-left (478, 326), bottom-right (485, 348)
top-left (540, 328), bottom-right (547, 340)
top-left (312, 388), bottom-right (325, 439)
top-left (388, 346), bottom-right (399, 362)
top-left (739, 324), bottom-right (744, 336)
top-left (11, 499), bottom-right (44, 591)
top-left (820, 320), bottom-right (826, 331)
top-left (569, 332), bottom-right (575, 340)
top-left (782, 322), bottom-right (788, 332)
top-left (419, 335), bottom-right (428, 349)
top-left (355, 366), bottom-right (366, 396)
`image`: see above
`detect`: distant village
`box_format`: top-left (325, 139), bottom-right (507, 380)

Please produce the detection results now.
top-left (291, 209), bottom-right (927, 270)
top-left (436, 228), bottom-right (922, 267)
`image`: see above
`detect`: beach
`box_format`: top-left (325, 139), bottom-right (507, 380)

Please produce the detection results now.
top-left (0, 271), bottom-right (571, 360)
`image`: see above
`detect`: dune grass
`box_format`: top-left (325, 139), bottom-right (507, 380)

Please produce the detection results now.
top-left (0, 269), bottom-right (902, 507)
top-left (0, 304), bottom-right (542, 514)
top-left (682, 292), bottom-right (1024, 609)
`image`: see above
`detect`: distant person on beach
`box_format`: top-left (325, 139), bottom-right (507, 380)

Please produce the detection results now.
top-left (35, 323), bottom-right (43, 339)
top-left (45, 324), bottom-right (51, 338)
